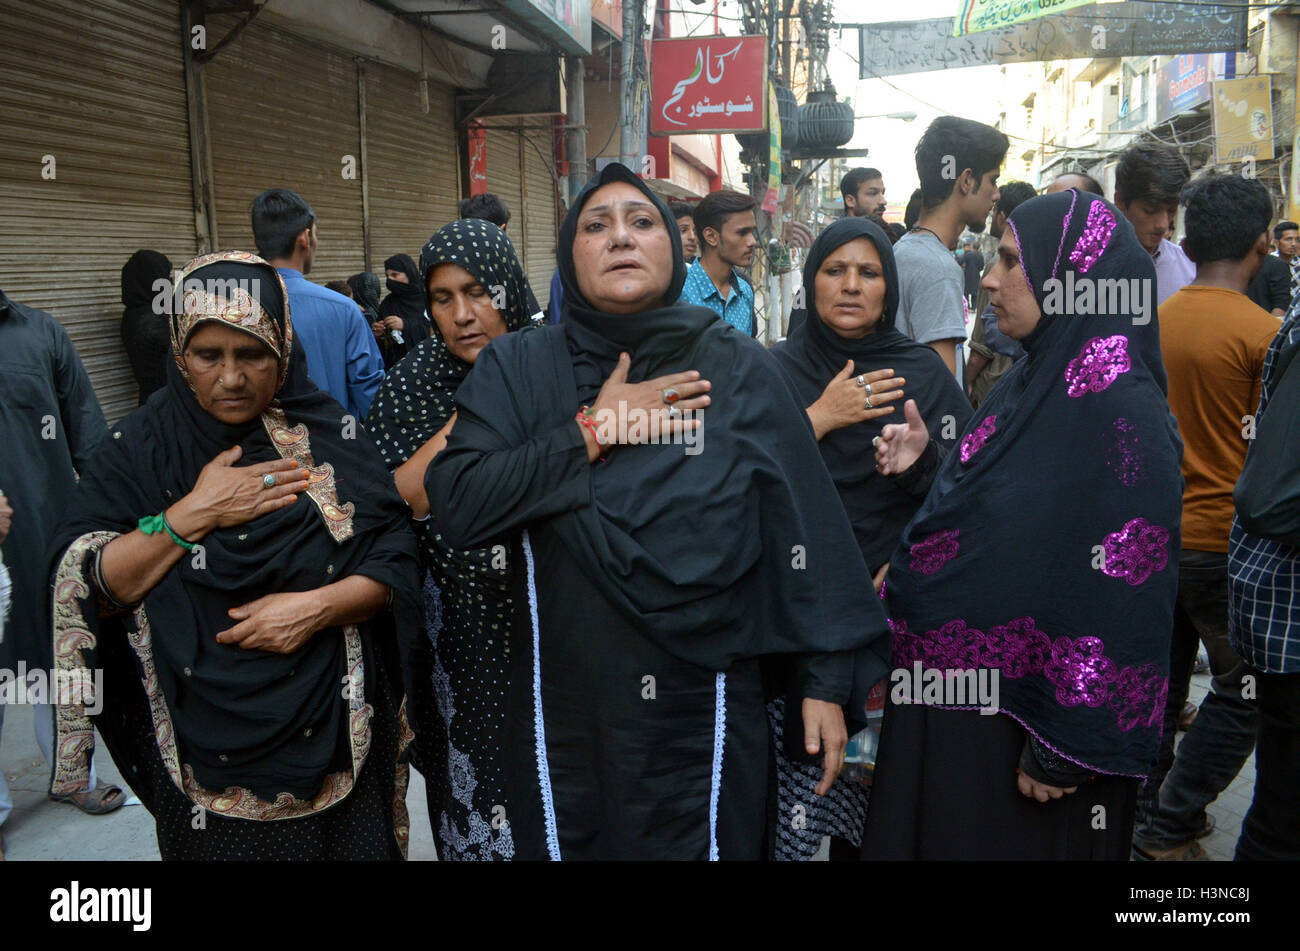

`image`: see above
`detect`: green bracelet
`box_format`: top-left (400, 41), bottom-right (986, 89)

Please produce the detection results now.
top-left (138, 512), bottom-right (197, 552)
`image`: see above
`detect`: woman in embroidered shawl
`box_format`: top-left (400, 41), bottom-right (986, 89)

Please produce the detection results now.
top-left (863, 190), bottom-right (1183, 859)
top-left (427, 162), bottom-right (890, 860)
top-left (769, 217), bottom-right (972, 861)
top-left (365, 219), bottom-right (537, 860)
top-left (49, 251), bottom-right (422, 860)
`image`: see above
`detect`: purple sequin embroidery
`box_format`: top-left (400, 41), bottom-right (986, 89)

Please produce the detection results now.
top-left (1105, 417), bottom-right (1143, 487)
top-left (890, 615), bottom-right (1166, 733)
top-left (1101, 516), bottom-right (1170, 585)
top-left (909, 529), bottom-right (960, 575)
top-left (1067, 200), bottom-right (1117, 274)
top-left (960, 416), bottom-right (997, 463)
top-left (1064, 335), bottom-right (1131, 397)
top-left (1044, 636), bottom-right (1116, 708)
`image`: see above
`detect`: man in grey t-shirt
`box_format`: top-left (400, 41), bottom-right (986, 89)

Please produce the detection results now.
top-left (896, 116), bottom-right (1009, 382)
top-left (894, 233), bottom-right (967, 348)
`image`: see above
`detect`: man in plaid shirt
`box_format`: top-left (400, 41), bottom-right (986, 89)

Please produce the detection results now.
top-left (1228, 298), bottom-right (1300, 860)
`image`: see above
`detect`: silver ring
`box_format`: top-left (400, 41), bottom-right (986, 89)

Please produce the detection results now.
top-left (668, 404), bottom-right (683, 420)
top-left (661, 387), bottom-right (680, 404)
top-left (856, 374), bottom-right (867, 387)
top-left (262, 474), bottom-right (277, 488)
top-left (865, 395), bottom-right (874, 409)
top-left (864, 383), bottom-right (872, 396)
top-left (872, 436), bottom-right (881, 448)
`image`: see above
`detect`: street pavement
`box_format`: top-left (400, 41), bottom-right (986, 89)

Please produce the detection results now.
top-left (0, 673), bottom-right (1251, 861)
top-left (0, 700), bottom-right (437, 860)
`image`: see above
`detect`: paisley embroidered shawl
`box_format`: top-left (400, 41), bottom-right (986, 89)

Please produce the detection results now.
top-left (48, 251), bottom-right (422, 821)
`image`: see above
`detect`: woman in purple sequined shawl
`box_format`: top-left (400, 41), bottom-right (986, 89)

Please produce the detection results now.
top-left (861, 189), bottom-right (1183, 860)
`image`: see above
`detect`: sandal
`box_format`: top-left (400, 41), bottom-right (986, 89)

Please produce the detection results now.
top-left (49, 781), bottom-right (126, 816)
top-left (1132, 839), bottom-right (1210, 861)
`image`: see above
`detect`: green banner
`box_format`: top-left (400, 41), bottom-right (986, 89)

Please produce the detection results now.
top-left (953, 0), bottom-right (1096, 37)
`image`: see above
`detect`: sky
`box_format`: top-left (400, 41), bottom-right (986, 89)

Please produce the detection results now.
top-left (828, 0), bottom-right (1007, 211)
top-left (698, 0), bottom-right (1010, 204)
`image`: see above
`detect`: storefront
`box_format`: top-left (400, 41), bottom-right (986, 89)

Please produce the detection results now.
top-left (482, 118), bottom-right (560, 295)
top-left (0, 0), bottom-right (197, 419)
top-left (0, 0), bottom-right (491, 422)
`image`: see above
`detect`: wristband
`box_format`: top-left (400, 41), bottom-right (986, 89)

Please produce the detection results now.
top-left (138, 512), bottom-right (197, 552)
top-left (575, 406), bottom-right (612, 459)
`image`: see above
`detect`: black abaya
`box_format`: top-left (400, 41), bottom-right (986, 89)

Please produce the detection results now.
top-left (863, 703), bottom-right (1138, 860)
top-left (428, 163), bottom-right (889, 859)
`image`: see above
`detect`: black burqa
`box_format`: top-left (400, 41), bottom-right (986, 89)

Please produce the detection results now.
top-left (378, 253), bottom-right (432, 362)
top-left (862, 190), bottom-right (1184, 859)
top-left (769, 217), bottom-right (971, 860)
top-left (428, 162), bottom-right (889, 859)
top-left (365, 218), bottom-right (537, 860)
top-left (120, 250), bottom-right (173, 405)
top-left (49, 253), bottom-right (422, 859)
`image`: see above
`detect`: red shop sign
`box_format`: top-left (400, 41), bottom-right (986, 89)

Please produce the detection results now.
top-left (468, 119), bottom-right (487, 196)
top-left (650, 35), bottom-right (767, 135)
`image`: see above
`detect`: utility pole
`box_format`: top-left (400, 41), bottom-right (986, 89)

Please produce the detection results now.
top-left (566, 54), bottom-right (587, 199)
top-left (619, 0), bottom-right (646, 170)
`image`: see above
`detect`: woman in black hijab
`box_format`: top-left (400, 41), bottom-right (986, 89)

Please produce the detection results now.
top-left (120, 249), bottom-right (173, 405)
top-left (349, 269), bottom-right (403, 369)
top-left (427, 162), bottom-right (890, 860)
top-left (365, 218), bottom-right (537, 860)
top-left (769, 217), bottom-right (971, 861)
top-left (350, 269), bottom-right (399, 369)
top-left (863, 189), bottom-right (1183, 859)
top-left (378, 253), bottom-right (432, 363)
top-left (348, 270), bottom-right (382, 325)
top-left (50, 251), bottom-right (422, 860)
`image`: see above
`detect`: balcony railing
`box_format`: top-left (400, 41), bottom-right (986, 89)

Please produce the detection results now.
top-left (1110, 100), bottom-right (1148, 133)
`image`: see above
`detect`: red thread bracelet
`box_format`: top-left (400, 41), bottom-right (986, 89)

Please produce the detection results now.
top-left (576, 407), bottom-right (611, 459)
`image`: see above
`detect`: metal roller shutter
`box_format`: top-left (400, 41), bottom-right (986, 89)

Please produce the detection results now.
top-left (484, 121), bottom-right (525, 265)
top-left (365, 61), bottom-right (459, 269)
top-left (204, 18), bottom-right (363, 283)
top-left (0, 0), bottom-right (195, 422)
top-left (519, 125), bottom-right (558, 298)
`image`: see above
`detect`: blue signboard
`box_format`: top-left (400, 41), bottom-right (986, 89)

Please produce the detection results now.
top-left (1154, 53), bottom-right (1232, 123)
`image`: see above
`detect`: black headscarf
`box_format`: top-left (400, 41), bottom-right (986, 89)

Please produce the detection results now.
top-left (431, 162), bottom-right (890, 674)
top-left (772, 218), bottom-right (972, 568)
top-left (379, 253), bottom-right (431, 339)
top-left (366, 218), bottom-right (538, 467)
top-left (885, 190), bottom-right (1183, 777)
top-left (120, 249), bottom-right (173, 405)
top-left (52, 251), bottom-right (421, 801)
top-left (347, 270), bottom-right (382, 322)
